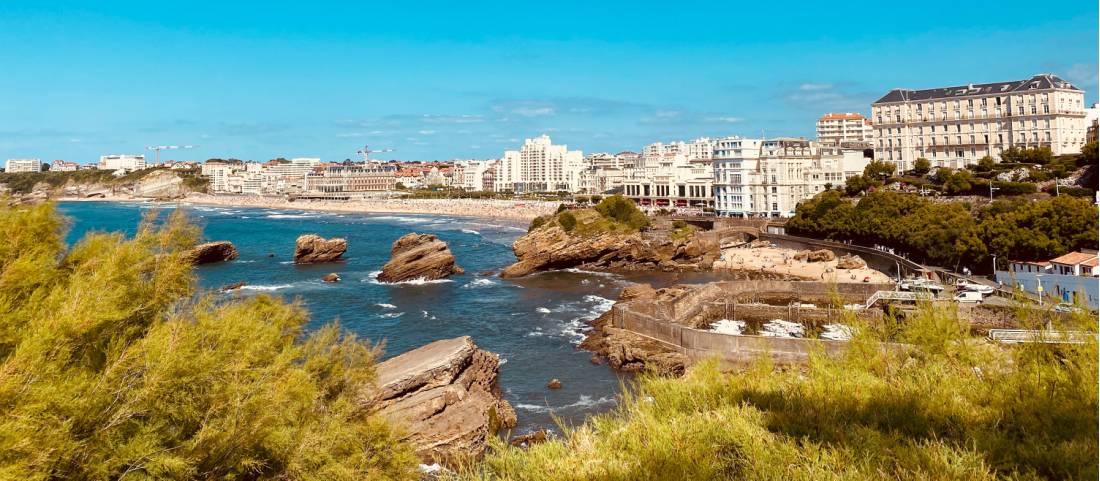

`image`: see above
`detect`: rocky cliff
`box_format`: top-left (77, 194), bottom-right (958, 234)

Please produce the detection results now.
top-left (368, 336), bottom-right (516, 464)
top-left (501, 210), bottom-right (718, 278)
top-left (377, 233), bottom-right (463, 283)
top-left (293, 234), bottom-right (347, 264)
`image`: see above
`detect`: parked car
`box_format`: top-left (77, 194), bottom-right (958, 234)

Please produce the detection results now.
top-left (954, 291), bottom-right (984, 304)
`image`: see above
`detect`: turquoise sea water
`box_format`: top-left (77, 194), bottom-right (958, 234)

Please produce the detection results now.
top-left (58, 201), bottom-right (636, 434)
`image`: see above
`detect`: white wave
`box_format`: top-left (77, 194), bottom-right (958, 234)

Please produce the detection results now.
top-left (375, 303), bottom-right (397, 309)
top-left (583, 295), bottom-right (615, 312)
top-left (515, 395), bottom-right (617, 413)
top-left (535, 307), bottom-right (551, 314)
top-left (460, 228), bottom-right (480, 235)
top-left (463, 278), bottom-right (497, 288)
top-left (239, 284), bottom-right (294, 291)
top-left (526, 328), bottom-right (545, 337)
top-left (378, 312), bottom-right (405, 319)
top-left (369, 215), bottom-right (431, 224)
top-left (563, 268), bottom-right (619, 278)
top-left (364, 271), bottom-right (454, 286)
top-left (266, 214), bottom-right (312, 219)
top-left (279, 261), bottom-right (294, 265)
top-left (236, 260), bottom-right (257, 263)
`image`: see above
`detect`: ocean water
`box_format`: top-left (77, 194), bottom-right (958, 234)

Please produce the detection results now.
top-left (57, 201), bottom-right (634, 435)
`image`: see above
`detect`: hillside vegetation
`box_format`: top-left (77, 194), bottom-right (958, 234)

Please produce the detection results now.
top-left (466, 306), bottom-right (1098, 480)
top-left (0, 202), bottom-right (416, 480)
top-left (0, 167), bottom-right (209, 194)
top-left (528, 195), bottom-right (649, 235)
top-left (786, 190), bottom-right (1098, 271)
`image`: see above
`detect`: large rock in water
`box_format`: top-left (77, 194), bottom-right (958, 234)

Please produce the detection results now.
top-left (377, 233), bottom-right (463, 283)
top-left (293, 234), bottom-right (347, 264)
top-left (185, 241), bottom-right (238, 264)
top-left (368, 336), bottom-right (516, 464)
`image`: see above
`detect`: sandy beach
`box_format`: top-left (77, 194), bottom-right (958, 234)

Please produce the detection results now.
top-left (60, 193), bottom-right (560, 223)
top-left (715, 245), bottom-right (892, 284)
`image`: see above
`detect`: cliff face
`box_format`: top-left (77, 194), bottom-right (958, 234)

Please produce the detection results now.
top-left (501, 213), bottom-right (719, 278)
top-left (377, 233), bottom-right (463, 283)
top-left (367, 336), bottom-right (515, 464)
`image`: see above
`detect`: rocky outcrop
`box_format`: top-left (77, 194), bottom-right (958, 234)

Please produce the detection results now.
top-left (501, 211), bottom-right (718, 278)
top-left (793, 249), bottom-right (836, 263)
top-left (293, 234), bottom-right (347, 264)
top-left (185, 241), bottom-right (239, 264)
top-left (321, 273), bottom-right (341, 283)
top-left (580, 283), bottom-right (687, 377)
top-left (378, 233), bottom-right (463, 283)
top-left (836, 254), bottom-right (867, 269)
top-left (367, 336), bottom-right (516, 464)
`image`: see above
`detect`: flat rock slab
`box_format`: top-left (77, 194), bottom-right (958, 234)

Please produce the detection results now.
top-left (369, 336), bottom-right (515, 465)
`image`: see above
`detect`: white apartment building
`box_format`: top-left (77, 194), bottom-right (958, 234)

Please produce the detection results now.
top-left (496, 135), bottom-right (583, 193)
top-left (816, 113), bottom-right (872, 144)
top-left (452, 160), bottom-right (496, 190)
top-left (99, 154), bottom-right (146, 172)
top-left (622, 139), bottom-right (715, 209)
top-left (713, 138), bottom-right (869, 218)
top-left (5, 158), bottom-right (42, 173)
top-left (51, 160), bottom-right (80, 172)
top-left (577, 152), bottom-right (642, 194)
top-left (872, 74), bottom-right (1088, 171)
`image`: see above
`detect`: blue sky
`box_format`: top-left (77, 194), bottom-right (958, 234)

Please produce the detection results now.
top-left (1, 1), bottom-right (1096, 163)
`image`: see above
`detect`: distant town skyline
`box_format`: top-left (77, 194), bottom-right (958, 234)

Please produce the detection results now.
top-left (1, 0), bottom-right (1096, 163)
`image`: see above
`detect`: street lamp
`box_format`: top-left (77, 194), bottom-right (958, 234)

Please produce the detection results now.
top-left (988, 183), bottom-right (999, 202)
top-left (1036, 274), bottom-right (1044, 307)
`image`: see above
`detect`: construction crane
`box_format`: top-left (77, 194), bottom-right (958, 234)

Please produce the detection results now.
top-left (356, 145), bottom-right (394, 162)
top-left (147, 145), bottom-right (197, 165)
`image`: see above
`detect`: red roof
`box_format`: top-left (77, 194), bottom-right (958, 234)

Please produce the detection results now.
top-left (1050, 252), bottom-right (1099, 266)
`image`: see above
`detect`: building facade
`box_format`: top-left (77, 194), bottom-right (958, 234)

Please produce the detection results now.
top-left (496, 135), bottom-right (583, 193)
top-left (872, 74), bottom-right (1088, 171)
top-left (303, 163), bottom-right (397, 198)
top-left (51, 160), bottom-right (80, 172)
top-left (713, 138), bottom-right (869, 218)
top-left (5, 158), bottom-right (42, 173)
top-left (622, 139), bottom-right (715, 209)
top-left (816, 113), bottom-right (872, 144)
top-left (99, 154), bottom-right (146, 172)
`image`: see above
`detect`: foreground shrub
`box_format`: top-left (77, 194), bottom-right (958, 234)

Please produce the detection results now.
top-left (0, 202), bottom-right (418, 480)
top-left (558, 212), bottom-right (577, 232)
top-left (467, 306), bottom-right (1098, 480)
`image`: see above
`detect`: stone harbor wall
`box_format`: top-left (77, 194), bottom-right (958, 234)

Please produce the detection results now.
top-left (609, 281), bottom-right (892, 367)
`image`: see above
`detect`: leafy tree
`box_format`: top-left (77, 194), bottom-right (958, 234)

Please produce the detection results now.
top-left (0, 203), bottom-right (418, 480)
top-left (913, 157), bottom-right (931, 176)
top-left (942, 169), bottom-right (974, 195)
top-left (1001, 146), bottom-right (1053, 165)
top-left (843, 174), bottom-right (874, 195)
top-left (862, 159), bottom-right (895, 181)
top-left (1078, 141), bottom-right (1098, 167)
top-left (594, 194), bottom-right (648, 230)
top-left (974, 155), bottom-right (995, 172)
top-left (528, 215), bottom-right (549, 232)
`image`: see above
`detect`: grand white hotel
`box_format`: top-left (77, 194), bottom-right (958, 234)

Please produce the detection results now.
top-left (871, 74), bottom-right (1089, 171)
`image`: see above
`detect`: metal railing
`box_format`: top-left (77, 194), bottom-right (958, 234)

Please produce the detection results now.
top-left (987, 329), bottom-right (1092, 344)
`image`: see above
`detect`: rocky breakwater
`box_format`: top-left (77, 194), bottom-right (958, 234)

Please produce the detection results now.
top-left (501, 206), bottom-right (718, 278)
top-left (293, 234), bottom-right (347, 264)
top-left (377, 233), bottom-right (463, 283)
top-left (367, 336), bottom-right (516, 464)
top-left (580, 283), bottom-right (688, 376)
top-left (184, 241), bottom-right (238, 264)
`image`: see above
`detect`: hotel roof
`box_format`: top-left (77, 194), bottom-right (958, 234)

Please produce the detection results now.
top-left (818, 112), bottom-right (866, 121)
top-left (874, 74), bottom-right (1080, 104)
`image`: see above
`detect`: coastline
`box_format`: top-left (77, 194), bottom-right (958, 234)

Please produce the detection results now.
top-left (58, 193), bottom-right (559, 224)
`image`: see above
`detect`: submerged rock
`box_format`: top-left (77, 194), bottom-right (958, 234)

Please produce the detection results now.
top-left (368, 336), bottom-right (515, 465)
top-left (186, 241), bottom-right (239, 265)
top-left (377, 233), bottom-right (463, 283)
top-left (321, 272), bottom-right (340, 283)
top-left (219, 281), bottom-right (246, 291)
top-left (547, 379), bottom-right (562, 389)
top-left (293, 234), bottom-right (347, 264)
